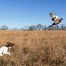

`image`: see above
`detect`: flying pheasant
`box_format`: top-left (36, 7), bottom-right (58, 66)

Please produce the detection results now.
top-left (48, 12), bottom-right (63, 28)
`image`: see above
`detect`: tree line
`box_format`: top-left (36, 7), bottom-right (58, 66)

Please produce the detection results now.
top-left (0, 24), bottom-right (66, 30)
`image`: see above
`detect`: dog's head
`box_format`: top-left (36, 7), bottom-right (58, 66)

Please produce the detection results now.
top-left (6, 42), bottom-right (15, 48)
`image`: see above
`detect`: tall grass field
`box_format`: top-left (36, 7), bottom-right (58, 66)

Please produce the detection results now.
top-left (0, 30), bottom-right (66, 66)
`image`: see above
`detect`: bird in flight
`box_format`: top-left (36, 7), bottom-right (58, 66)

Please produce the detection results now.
top-left (48, 12), bottom-right (63, 28)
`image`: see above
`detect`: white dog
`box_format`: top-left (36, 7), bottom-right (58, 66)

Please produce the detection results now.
top-left (0, 42), bottom-right (14, 56)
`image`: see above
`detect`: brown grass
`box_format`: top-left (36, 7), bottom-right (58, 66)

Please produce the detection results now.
top-left (0, 30), bottom-right (66, 66)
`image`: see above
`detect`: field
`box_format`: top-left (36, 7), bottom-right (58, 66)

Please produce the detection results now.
top-left (0, 30), bottom-right (66, 66)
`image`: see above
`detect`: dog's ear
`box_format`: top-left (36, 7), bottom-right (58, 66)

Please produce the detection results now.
top-left (6, 42), bottom-right (15, 47)
top-left (10, 43), bottom-right (15, 47)
top-left (6, 42), bottom-right (11, 44)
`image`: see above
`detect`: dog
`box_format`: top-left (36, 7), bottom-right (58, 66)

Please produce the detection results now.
top-left (0, 42), bottom-right (15, 56)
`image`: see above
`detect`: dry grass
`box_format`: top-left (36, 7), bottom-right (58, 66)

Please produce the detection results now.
top-left (0, 30), bottom-right (66, 66)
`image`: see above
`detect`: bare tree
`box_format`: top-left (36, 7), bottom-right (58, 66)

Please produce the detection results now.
top-left (0, 25), bottom-right (8, 30)
top-left (36, 24), bottom-right (43, 30)
top-left (28, 25), bottom-right (36, 30)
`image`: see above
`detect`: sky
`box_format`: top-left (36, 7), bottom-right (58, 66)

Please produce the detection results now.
top-left (0, 0), bottom-right (66, 28)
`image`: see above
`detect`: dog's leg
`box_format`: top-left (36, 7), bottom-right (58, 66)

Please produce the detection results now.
top-left (4, 52), bottom-right (11, 56)
top-left (0, 54), bottom-right (3, 56)
top-left (6, 52), bottom-right (11, 56)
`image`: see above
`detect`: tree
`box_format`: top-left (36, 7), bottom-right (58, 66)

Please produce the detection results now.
top-left (0, 25), bottom-right (8, 30)
top-left (28, 25), bottom-right (36, 30)
top-left (36, 24), bottom-right (43, 30)
top-left (60, 24), bottom-right (65, 30)
top-left (43, 25), bottom-right (47, 30)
